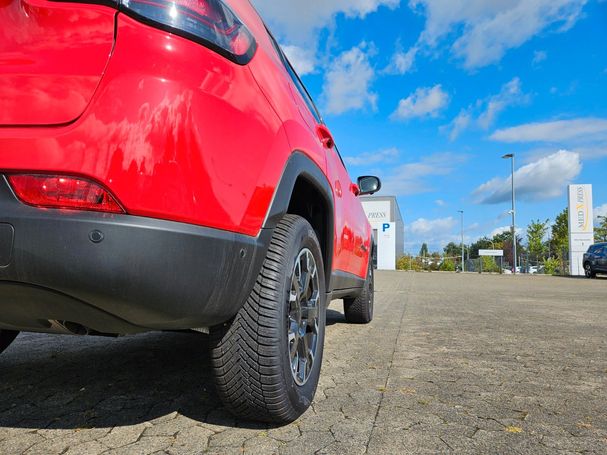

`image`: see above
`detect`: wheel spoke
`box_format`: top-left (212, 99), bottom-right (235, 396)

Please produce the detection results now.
top-left (297, 356), bottom-right (307, 383)
top-left (304, 333), bottom-right (316, 378)
top-left (303, 301), bottom-right (319, 322)
top-left (291, 272), bottom-right (301, 301)
top-left (289, 289), bottom-right (298, 303)
top-left (291, 352), bottom-right (299, 375)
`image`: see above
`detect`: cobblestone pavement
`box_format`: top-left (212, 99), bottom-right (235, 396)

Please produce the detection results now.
top-left (1, 272), bottom-right (606, 454)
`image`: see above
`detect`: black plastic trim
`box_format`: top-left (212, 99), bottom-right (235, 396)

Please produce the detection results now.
top-left (263, 152), bottom-right (335, 290)
top-left (330, 270), bottom-right (365, 299)
top-left (0, 176), bottom-right (271, 334)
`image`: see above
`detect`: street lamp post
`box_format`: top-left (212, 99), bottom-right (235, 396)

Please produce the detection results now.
top-left (458, 210), bottom-right (464, 272)
top-left (502, 154), bottom-right (517, 274)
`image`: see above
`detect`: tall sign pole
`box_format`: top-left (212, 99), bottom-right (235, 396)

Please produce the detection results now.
top-left (458, 210), bottom-right (464, 272)
top-left (568, 185), bottom-right (594, 276)
top-left (503, 154), bottom-right (516, 274)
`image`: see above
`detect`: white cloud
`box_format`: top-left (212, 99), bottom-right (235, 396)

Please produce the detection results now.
top-left (405, 216), bottom-right (472, 253)
top-left (252, 0), bottom-right (399, 45)
top-left (490, 118), bottom-right (607, 142)
top-left (571, 145), bottom-right (607, 159)
top-left (435, 199), bottom-right (446, 206)
top-left (445, 78), bottom-right (529, 140)
top-left (473, 150), bottom-right (582, 204)
top-left (532, 50), bottom-right (548, 65)
top-left (391, 84), bottom-right (449, 121)
top-left (322, 44), bottom-right (377, 115)
top-left (384, 46), bottom-right (418, 75)
top-left (410, 217), bottom-right (458, 236)
top-left (491, 226), bottom-right (512, 238)
top-left (344, 147), bottom-right (399, 166)
top-left (282, 45), bottom-right (316, 75)
top-left (379, 152), bottom-right (467, 195)
top-left (444, 109), bottom-right (472, 141)
top-left (595, 204), bottom-right (607, 223)
top-left (409, 0), bottom-right (586, 69)
top-left (524, 144), bottom-right (607, 163)
top-left (477, 78), bottom-right (529, 129)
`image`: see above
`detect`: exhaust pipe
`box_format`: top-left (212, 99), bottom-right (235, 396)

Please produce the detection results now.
top-left (46, 320), bottom-right (117, 337)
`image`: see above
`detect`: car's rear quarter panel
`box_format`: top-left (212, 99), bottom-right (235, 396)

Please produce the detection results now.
top-left (0, 10), bottom-right (290, 237)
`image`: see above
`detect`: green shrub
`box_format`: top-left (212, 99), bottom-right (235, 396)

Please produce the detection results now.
top-left (439, 259), bottom-right (456, 272)
top-left (481, 256), bottom-right (500, 273)
top-left (543, 257), bottom-right (560, 275)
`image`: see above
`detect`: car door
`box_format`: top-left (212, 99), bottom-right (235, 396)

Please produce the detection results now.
top-left (343, 169), bottom-right (372, 278)
top-left (324, 142), bottom-right (354, 276)
top-left (325, 144), bottom-right (371, 280)
top-left (598, 247), bottom-right (607, 271)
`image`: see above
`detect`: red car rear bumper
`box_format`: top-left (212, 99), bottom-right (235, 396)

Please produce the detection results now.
top-left (0, 176), bottom-right (271, 334)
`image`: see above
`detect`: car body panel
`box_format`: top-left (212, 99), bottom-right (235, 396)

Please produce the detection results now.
top-left (0, 14), bottom-right (291, 237)
top-left (0, 0), bottom-right (116, 126)
top-left (0, 0), bottom-right (373, 335)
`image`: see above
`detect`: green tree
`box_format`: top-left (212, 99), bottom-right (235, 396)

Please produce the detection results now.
top-left (419, 243), bottom-right (429, 257)
top-left (527, 219), bottom-right (550, 261)
top-left (596, 215), bottom-right (607, 242)
top-left (550, 209), bottom-right (569, 261)
top-left (443, 242), bottom-right (461, 258)
top-left (469, 237), bottom-right (494, 258)
top-left (492, 230), bottom-right (524, 268)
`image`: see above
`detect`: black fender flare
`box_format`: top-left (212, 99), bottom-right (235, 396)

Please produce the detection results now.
top-left (263, 152), bottom-right (335, 291)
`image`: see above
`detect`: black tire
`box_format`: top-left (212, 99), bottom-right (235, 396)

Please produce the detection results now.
top-left (343, 259), bottom-right (374, 324)
top-left (0, 330), bottom-right (19, 355)
top-left (584, 263), bottom-right (596, 279)
top-left (210, 214), bottom-right (326, 423)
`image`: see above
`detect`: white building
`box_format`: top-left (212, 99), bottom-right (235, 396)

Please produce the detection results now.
top-left (361, 196), bottom-right (404, 270)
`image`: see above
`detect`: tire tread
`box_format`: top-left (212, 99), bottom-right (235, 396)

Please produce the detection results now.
top-left (210, 215), bottom-right (318, 422)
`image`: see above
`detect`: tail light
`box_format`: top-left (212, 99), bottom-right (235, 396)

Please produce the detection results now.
top-left (119, 0), bottom-right (257, 64)
top-left (7, 174), bottom-right (124, 214)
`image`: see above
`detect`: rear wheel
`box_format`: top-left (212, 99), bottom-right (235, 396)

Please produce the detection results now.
top-left (210, 215), bottom-right (326, 423)
top-left (343, 259), bottom-right (374, 324)
top-left (0, 330), bottom-right (19, 354)
top-left (584, 263), bottom-right (596, 279)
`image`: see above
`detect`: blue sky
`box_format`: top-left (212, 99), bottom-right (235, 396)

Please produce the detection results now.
top-left (253, 0), bottom-right (607, 253)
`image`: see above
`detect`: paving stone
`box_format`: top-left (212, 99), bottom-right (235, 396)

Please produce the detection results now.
top-left (0, 273), bottom-right (605, 454)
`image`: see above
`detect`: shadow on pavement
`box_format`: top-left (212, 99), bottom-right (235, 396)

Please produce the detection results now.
top-left (326, 308), bottom-right (346, 326)
top-left (0, 305), bottom-right (348, 431)
top-left (0, 331), bottom-right (269, 431)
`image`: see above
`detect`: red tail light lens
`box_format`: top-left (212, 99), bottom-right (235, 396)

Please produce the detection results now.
top-left (120, 0), bottom-right (256, 64)
top-left (7, 175), bottom-right (124, 214)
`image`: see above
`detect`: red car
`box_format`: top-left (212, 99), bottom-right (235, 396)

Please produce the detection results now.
top-left (0, 0), bottom-right (380, 422)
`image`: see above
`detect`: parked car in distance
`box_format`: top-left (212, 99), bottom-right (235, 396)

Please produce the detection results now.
top-left (0, 0), bottom-right (381, 423)
top-left (583, 243), bottom-right (607, 278)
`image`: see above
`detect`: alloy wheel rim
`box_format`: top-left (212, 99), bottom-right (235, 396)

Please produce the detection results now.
top-left (287, 248), bottom-right (320, 386)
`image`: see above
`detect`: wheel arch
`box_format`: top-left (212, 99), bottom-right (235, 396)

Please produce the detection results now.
top-left (263, 152), bottom-right (334, 291)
